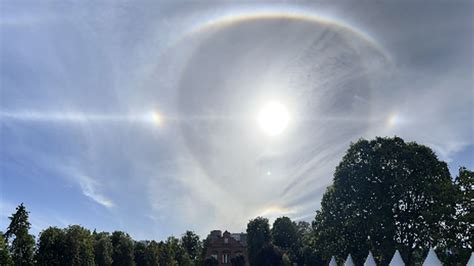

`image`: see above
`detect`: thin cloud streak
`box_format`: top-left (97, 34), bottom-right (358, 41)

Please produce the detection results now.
top-left (76, 174), bottom-right (115, 209)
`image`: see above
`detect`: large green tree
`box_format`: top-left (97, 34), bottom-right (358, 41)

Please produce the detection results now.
top-left (272, 217), bottom-right (297, 251)
top-left (254, 243), bottom-right (283, 266)
top-left (246, 217), bottom-right (271, 266)
top-left (294, 221), bottom-right (321, 265)
top-left (272, 216), bottom-right (298, 263)
top-left (230, 254), bottom-right (246, 266)
top-left (158, 238), bottom-right (178, 266)
top-left (437, 167), bottom-right (473, 265)
top-left (165, 236), bottom-right (191, 266)
top-left (4, 203), bottom-right (35, 266)
top-left (111, 231), bottom-right (135, 266)
top-left (133, 241), bottom-right (147, 266)
top-left (35, 227), bottom-right (65, 265)
top-left (63, 225), bottom-right (95, 266)
top-left (94, 232), bottom-right (113, 266)
top-left (0, 232), bottom-right (13, 266)
top-left (144, 241), bottom-right (160, 266)
top-left (313, 137), bottom-right (457, 265)
top-left (180, 230), bottom-right (201, 262)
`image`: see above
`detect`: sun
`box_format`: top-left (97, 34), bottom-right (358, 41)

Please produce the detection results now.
top-left (257, 101), bottom-right (289, 136)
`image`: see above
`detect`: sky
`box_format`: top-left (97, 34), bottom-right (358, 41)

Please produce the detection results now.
top-left (1, 1), bottom-right (473, 241)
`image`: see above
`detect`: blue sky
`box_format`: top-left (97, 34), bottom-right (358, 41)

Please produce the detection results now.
top-left (1, 1), bottom-right (473, 241)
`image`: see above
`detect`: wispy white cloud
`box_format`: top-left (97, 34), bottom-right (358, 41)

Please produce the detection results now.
top-left (76, 174), bottom-right (115, 209)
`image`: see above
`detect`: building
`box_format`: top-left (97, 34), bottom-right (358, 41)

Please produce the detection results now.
top-left (204, 230), bottom-right (249, 265)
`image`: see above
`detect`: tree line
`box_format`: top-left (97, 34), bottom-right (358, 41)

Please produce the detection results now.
top-left (1, 137), bottom-right (472, 265)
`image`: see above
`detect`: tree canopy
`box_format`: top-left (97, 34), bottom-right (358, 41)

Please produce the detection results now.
top-left (246, 217), bottom-right (271, 265)
top-left (0, 232), bottom-right (13, 266)
top-left (1, 136), bottom-right (472, 266)
top-left (5, 203), bottom-right (36, 266)
top-left (313, 137), bottom-right (462, 265)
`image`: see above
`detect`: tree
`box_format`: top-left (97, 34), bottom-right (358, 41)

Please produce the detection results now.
top-left (111, 231), bottom-right (135, 266)
top-left (4, 203), bottom-right (35, 266)
top-left (254, 243), bottom-right (283, 266)
top-left (166, 236), bottom-right (192, 266)
top-left (312, 137), bottom-right (457, 265)
top-left (281, 254), bottom-right (292, 266)
top-left (199, 237), bottom-right (210, 265)
top-left (437, 167), bottom-right (473, 265)
top-left (158, 237), bottom-right (179, 266)
top-left (294, 221), bottom-right (318, 265)
top-left (247, 217), bottom-right (271, 266)
top-left (180, 230), bottom-right (201, 262)
top-left (230, 254), bottom-right (246, 266)
top-left (63, 225), bottom-right (95, 266)
top-left (94, 232), bottom-right (113, 266)
top-left (271, 216), bottom-right (298, 261)
top-left (313, 186), bottom-right (352, 264)
top-left (203, 256), bottom-right (218, 266)
top-left (144, 241), bottom-right (160, 266)
top-left (0, 232), bottom-right (13, 266)
top-left (35, 227), bottom-right (65, 265)
top-left (134, 241), bottom-right (147, 266)
top-left (454, 167), bottom-right (473, 248)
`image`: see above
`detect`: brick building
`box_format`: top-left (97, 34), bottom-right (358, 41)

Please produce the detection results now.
top-left (204, 230), bottom-right (249, 265)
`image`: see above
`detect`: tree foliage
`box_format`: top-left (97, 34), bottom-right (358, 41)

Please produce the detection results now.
top-left (254, 243), bottom-right (283, 266)
top-left (63, 225), bottom-right (95, 266)
top-left (203, 256), bottom-right (218, 266)
top-left (111, 231), bottom-right (135, 266)
top-left (313, 137), bottom-right (458, 265)
top-left (272, 216), bottom-right (298, 263)
top-left (1, 137), bottom-right (471, 266)
top-left (181, 230), bottom-right (201, 262)
top-left (94, 232), bottom-right (113, 266)
top-left (230, 254), bottom-right (246, 266)
top-left (272, 217), bottom-right (298, 251)
top-left (143, 241), bottom-right (160, 266)
top-left (35, 227), bottom-right (65, 265)
top-left (5, 203), bottom-right (35, 266)
top-left (0, 232), bottom-right (13, 266)
top-left (133, 241), bottom-right (147, 266)
top-left (437, 167), bottom-right (473, 265)
top-left (246, 217), bottom-right (271, 266)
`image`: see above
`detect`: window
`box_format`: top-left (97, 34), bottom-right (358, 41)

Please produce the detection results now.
top-left (222, 253), bottom-right (229, 263)
top-left (211, 252), bottom-right (218, 260)
top-left (224, 237), bottom-right (228, 244)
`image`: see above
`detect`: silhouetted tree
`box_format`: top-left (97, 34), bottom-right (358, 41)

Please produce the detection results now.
top-left (313, 137), bottom-right (457, 265)
top-left (294, 221), bottom-right (320, 265)
top-left (158, 237), bottom-right (179, 266)
top-left (281, 254), bottom-right (291, 266)
top-left (144, 240), bottom-right (160, 266)
top-left (35, 227), bottom-right (65, 265)
top-left (203, 256), bottom-right (218, 266)
top-left (0, 232), bottom-right (13, 266)
top-left (133, 241), bottom-right (147, 266)
top-left (247, 217), bottom-right (271, 266)
top-left (199, 237), bottom-right (210, 265)
top-left (254, 243), bottom-right (283, 266)
top-left (94, 232), bottom-right (113, 266)
top-left (111, 231), bottom-right (135, 266)
top-left (4, 203), bottom-right (35, 266)
top-left (230, 254), bottom-right (246, 266)
top-left (272, 216), bottom-right (298, 261)
top-left (63, 225), bottom-right (95, 265)
top-left (437, 167), bottom-right (473, 265)
top-left (181, 230), bottom-right (201, 262)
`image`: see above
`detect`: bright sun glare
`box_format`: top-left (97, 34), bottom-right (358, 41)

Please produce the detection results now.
top-left (257, 101), bottom-right (289, 136)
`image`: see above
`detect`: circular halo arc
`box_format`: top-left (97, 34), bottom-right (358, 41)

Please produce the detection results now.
top-left (174, 10), bottom-right (391, 61)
